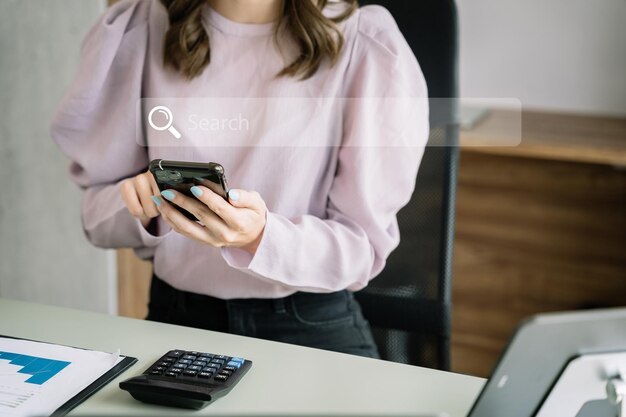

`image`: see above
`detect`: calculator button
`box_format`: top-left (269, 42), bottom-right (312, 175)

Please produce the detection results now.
top-left (223, 365), bottom-right (237, 372)
top-left (172, 363), bottom-right (187, 369)
top-left (188, 365), bottom-right (202, 371)
top-left (198, 371), bottom-right (213, 379)
top-left (214, 374), bottom-right (228, 382)
top-left (192, 361), bottom-right (207, 367)
top-left (219, 370), bottom-right (233, 376)
top-left (182, 355), bottom-right (197, 361)
top-left (183, 370), bottom-right (198, 377)
top-left (168, 350), bottom-right (184, 358)
top-left (214, 355), bottom-right (229, 360)
top-left (169, 368), bottom-right (183, 374)
top-left (189, 351), bottom-right (200, 356)
top-left (152, 366), bottom-right (166, 372)
top-left (231, 357), bottom-right (245, 364)
top-left (178, 359), bottom-right (192, 365)
top-left (156, 361), bottom-right (171, 367)
top-left (164, 372), bottom-right (178, 378)
top-left (227, 361), bottom-right (241, 368)
top-left (149, 370), bottom-right (162, 375)
top-left (200, 353), bottom-right (213, 359)
top-left (211, 359), bottom-right (225, 364)
top-left (202, 367), bottom-right (216, 373)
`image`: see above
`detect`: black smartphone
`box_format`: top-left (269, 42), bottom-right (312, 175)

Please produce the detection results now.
top-left (149, 159), bottom-right (229, 221)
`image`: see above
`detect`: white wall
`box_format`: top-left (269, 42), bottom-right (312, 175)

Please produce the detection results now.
top-left (0, 0), bottom-right (115, 313)
top-left (458, 0), bottom-right (626, 116)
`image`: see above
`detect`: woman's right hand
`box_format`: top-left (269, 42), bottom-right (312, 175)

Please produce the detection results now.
top-left (121, 171), bottom-right (161, 227)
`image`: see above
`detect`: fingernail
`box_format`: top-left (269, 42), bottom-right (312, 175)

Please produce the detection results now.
top-left (228, 189), bottom-right (240, 201)
top-left (161, 190), bottom-right (175, 201)
top-left (151, 196), bottom-right (162, 207)
top-left (190, 186), bottom-right (203, 197)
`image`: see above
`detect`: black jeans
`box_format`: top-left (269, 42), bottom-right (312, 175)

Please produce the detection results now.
top-left (146, 276), bottom-right (380, 359)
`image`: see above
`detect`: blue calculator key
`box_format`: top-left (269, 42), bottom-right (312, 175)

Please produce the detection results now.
top-left (227, 361), bottom-right (241, 368)
top-left (231, 357), bottom-right (245, 363)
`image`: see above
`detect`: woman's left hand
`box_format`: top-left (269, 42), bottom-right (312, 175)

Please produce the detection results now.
top-left (154, 186), bottom-right (267, 254)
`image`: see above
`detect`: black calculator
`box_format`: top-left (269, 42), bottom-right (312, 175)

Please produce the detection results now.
top-left (119, 349), bottom-right (252, 409)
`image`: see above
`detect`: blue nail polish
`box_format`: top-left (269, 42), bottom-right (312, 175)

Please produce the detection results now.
top-left (228, 189), bottom-right (240, 201)
top-left (151, 196), bottom-right (162, 207)
top-left (161, 190), bottom-right (175, 201)
top-left (190, 186), bottom-right (203, 197)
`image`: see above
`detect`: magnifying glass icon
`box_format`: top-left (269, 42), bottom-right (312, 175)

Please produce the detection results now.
top-left (148, 106), bottom-right (181, 139)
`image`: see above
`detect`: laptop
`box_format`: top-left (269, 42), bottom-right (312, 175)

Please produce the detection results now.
top-left (467, 307), bottom-right (626, 417)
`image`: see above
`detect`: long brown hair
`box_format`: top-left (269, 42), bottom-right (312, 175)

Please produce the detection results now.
top-left (159, 0), bottom-right (358, 80)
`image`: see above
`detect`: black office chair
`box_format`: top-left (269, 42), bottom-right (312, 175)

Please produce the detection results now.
top-left (355, 0), bottom-right (459, 370)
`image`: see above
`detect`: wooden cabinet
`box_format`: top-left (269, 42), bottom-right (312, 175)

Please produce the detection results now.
top-left (451, 110), bottom-right (626, 377)
top-left (117, 249), bottom-right (151, 320)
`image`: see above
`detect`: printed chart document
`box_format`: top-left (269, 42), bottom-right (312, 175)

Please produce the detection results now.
top-left (0, 336), bottom-right (132, 417)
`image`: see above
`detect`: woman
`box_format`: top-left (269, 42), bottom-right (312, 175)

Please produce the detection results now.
top-left (51, 0), bottom-right (428, 358)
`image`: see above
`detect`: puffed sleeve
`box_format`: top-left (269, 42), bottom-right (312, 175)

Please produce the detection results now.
top-left (221, 5), bottom-right (429, 292)
top-left (51, 0), bottom-right (166, 257)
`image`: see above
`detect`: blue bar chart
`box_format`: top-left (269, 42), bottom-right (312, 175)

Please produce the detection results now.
top-left (0, 351), bottom-right (70, 385)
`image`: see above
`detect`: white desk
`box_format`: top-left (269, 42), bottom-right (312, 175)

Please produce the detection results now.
top-left (0, 298), bottom-right (484, 416)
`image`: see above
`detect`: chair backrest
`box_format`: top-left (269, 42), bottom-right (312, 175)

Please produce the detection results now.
top-left (355, 0), bottom-right (459, 370)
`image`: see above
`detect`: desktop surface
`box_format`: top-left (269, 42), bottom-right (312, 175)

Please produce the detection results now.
top-left (0, 298), bottom-right (484, 416)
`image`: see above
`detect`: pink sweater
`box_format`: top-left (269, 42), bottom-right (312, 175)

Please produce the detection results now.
top-left (51, 0), bottom-right (428, 299)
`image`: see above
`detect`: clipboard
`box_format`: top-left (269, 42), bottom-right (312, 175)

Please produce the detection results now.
top-left (1, 335), bottom-right (137, 417)
top-left (52, 354), bottom-right (137, 417)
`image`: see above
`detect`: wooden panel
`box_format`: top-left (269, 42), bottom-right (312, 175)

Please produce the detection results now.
top-left (451, 152), bottom-right (626, 377)
top-left (461, 110), bottom-right (626, 166)
top-left (117, 249), bottom-right (152, 319)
